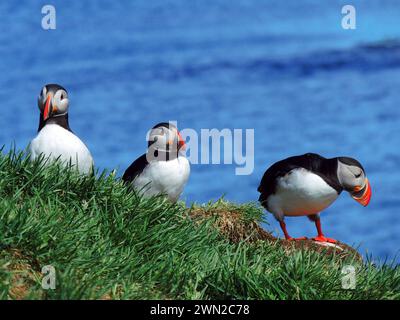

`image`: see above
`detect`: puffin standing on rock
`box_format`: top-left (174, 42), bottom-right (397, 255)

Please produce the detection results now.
top-left (123, 122), bottom-right (190, 202)
top-left (258, 153), bottom-right (371, 243)
top-left (29, 84), bottom-right (94, 175)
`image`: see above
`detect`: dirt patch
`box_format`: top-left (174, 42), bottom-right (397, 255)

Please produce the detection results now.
top-left (190, 207), bottom-right (276, 243)
top-left (278, 238), bottom-right (362, 261)
top-left (1, 248), bottom-right (43, 299)
top-left (189, 207), bottom-right (362, 262)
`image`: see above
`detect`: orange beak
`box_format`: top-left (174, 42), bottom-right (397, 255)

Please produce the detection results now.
top-left (352, 179), bottom-right (372, 207)
top-left (178, 131), bottom-right (186, 151)
top-left (43, 95), bottom-right (52, 121)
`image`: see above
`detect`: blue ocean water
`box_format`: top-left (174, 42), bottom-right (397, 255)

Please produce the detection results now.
top-left (0, 0), bottom-right (399, 263)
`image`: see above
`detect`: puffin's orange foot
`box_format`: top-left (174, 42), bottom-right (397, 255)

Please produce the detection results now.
top-left (312, 235), bottom-right (337, 243)
top-left (286, 236), bottom-right (308, 241)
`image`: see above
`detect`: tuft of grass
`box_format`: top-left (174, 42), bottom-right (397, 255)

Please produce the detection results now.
top-left (0, 149), bottom-right (399, 300)
top-left (189, 199), bottom-right (275, 244)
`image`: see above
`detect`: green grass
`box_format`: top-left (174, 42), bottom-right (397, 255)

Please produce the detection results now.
top-left (0, 149), bottom-right (399, 300)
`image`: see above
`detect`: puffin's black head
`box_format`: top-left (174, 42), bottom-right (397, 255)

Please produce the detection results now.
top-left (38, 84), bottom-right (69, 121)
top-left (147, 122), bottom-right (186, 153)
top-left (337, 157), bottom-right (371, 206)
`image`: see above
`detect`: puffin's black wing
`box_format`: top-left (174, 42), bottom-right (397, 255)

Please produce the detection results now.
top-left (122, 154), bottom-right (149, 183)
top-left (257, 153), bottom-right (330, 204)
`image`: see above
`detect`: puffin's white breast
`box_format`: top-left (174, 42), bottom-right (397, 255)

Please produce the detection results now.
top-left (29, 124), bottom-right (94, 175)
top-left (133, 155), bottom-right (190, 202)
top-left (267, 168), bottom-right (339, 217)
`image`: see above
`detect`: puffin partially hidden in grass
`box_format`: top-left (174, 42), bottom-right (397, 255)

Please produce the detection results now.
top-left (122, 122), bottom-right (190, 202)
top-left (258, 153), bottom-right (371, 243)
top-left (29, 84), bottom-right (94, 175)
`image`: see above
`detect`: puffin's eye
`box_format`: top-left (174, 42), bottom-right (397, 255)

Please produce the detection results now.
top-left (355, 172), bottom-right (362, 178)
top-left (60, 93), bottom-right (64, 100)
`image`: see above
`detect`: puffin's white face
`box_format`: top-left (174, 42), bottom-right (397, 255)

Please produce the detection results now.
top-left (337, 158), bottom-right (371, 206)
top-left (148, 124), bottom-right (185, 153)
top-left (38, 84), bottom-right (69, 121)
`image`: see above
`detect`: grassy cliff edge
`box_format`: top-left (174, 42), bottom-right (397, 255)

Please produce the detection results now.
top-left (0, 150), bottom-right (399, 299)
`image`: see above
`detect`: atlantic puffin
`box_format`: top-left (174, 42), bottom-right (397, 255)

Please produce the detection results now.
top-left (122, 122), bottom-right (190, 202)
top-left (258, 153), bottom-right (371, 243)
top-left (29, 84), bottom-right (94, 175)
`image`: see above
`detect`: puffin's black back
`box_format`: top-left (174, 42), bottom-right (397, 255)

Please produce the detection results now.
top-left (258, 153), bottom-right (342, 206)
top-left (122, 154), bottom-right (149, 183)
